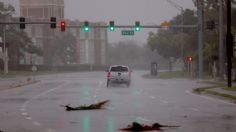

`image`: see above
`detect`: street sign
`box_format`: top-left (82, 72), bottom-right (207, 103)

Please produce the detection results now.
top-left (121, 30), bottom-right (134, 36)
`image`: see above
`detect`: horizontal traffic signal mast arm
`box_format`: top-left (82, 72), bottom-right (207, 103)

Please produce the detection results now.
top-left (0, 22), bottom-right (56, 25)
top-left (0, 21), bottom-right (197, 29)
top-left (59, 25), bottom-right (198, 29)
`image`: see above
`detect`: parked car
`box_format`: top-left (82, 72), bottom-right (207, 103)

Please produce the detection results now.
top-left (106, 65), bottom-right (132, 87)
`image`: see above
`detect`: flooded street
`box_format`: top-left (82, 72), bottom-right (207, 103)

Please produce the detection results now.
top-left (0, 71), bottom-right (235, 132)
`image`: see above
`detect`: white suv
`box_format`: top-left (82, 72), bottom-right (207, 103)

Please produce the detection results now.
top-left (106, 65), bottom-right (132, 87)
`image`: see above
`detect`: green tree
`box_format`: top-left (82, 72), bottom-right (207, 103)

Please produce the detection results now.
top-left (147, 9), bottom-right (198, 71)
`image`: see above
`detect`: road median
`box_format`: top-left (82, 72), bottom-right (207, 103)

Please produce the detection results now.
top-left (193, 81), bottom-right (236, 103)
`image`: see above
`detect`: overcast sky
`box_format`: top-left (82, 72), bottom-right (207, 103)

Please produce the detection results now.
top-left (1, 0), bottom-right (196, 44)
top-left (64, 0), bottom-right (196, 44)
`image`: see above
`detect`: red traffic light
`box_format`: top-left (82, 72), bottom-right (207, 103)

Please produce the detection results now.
top-left (186, 56), bottom-right (193, 62)
top-left (60, 21), bottom-right (66, 32)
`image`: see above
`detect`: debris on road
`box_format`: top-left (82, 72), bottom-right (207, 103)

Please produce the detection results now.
top-left (119, 122), bottom-right (180, 131)
top-left (61, 100), bottom-right (110, 111)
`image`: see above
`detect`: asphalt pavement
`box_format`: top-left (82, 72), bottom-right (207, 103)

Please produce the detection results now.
top-left (0, 71), bottom-right (235, 132)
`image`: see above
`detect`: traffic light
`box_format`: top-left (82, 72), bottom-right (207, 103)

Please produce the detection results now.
top-left (19, 17), bottom-right (25, 29)
top-left (161, 21), bottom-right (170, 29)
top-left (109, 21), bottom-right (115, 31)
top-left (83, 21), bottom-right (90, 32)
top-left (135, 21), bottom-right (141, 31)
top-left (186, 56), bottom-right (193, 62)
top-left (207, 20), bottom-right (215, 30)
top-left (50, 17), bottom-right (57, 29)
top-left (60, 21), bottom-right (66, 32)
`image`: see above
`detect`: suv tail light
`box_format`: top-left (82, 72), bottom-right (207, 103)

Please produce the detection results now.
top-left (107, 72), bottom-right (111, 78)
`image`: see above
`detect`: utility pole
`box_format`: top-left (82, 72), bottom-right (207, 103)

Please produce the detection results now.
top-left (197, 0), bottom-right (204, 78)
top-left (219, 0), bottom-right (224, 80)
top-left (3, 25), bottom-right (8, 74)
top-left (226, 0), bottom-right (233, 87)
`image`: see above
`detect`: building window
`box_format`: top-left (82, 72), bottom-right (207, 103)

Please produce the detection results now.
top-left (28, 8), bottom-right (44, 18)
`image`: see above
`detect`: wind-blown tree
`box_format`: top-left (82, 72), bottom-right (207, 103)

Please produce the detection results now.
top-left (147, 9), bottom-right (198, 71)
top-left (0, 2), bottom-right (42, 68)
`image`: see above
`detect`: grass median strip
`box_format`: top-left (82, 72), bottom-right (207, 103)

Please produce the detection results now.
top-left (223, 86), bottom-right (236, 92)
top-left (205, 90), bottom-right (236, 100)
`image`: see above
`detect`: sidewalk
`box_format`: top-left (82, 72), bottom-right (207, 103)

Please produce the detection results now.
top-left (0, 76), bottom-right (39, 91)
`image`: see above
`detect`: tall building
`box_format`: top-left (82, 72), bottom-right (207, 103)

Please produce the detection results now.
top-left (17, 0), bottom-right (107, 66)
top-left (19, 0), bottom-right (64, 65)
top-left (67, 20), bottom-right (108, 65)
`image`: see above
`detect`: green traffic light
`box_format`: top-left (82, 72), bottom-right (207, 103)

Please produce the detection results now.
top-left (135, 27), bottom-right (140, 31)
top-left (84, 27), bottom-right (89, 32)
top-left (109, 26), bottom-right (115, 31)
top-left (135, 21), bottom-right (141, 32)
top-left (109, 21), bottom-right (115, 32)
top-left (83, 21), bottom-right (90, 32)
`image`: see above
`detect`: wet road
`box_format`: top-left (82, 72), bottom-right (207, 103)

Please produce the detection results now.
top-left (0, 71), bottom-right (235, 132)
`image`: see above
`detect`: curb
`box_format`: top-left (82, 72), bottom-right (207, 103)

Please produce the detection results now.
top-left (0, 80), bottom-right (41, 91)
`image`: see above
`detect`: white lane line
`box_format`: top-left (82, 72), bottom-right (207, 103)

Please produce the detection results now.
top-left (21, 112), bottom-right (28, 116)
top-left (189, 108), bottom-right (200, 112)
top-left (33, 121), bottom-right (41, 126)
top-left (21, 82), bottom-right (68, 108)
top-left (186, 90), bottom-right (235, 106)
top-left (161, 100), bottom-right (169, 104)
top-left (26, 117), bottom-right (32, 120)
top-left (46, 129), bottom-right (56, 132)
top-left (150, 96), bottom-right (156, 99)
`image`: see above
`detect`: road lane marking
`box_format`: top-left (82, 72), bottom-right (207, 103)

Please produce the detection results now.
top-left (150, 96), bottom-right (156, 99)
top-left (33, 121), bottom-right (41, 126)
top-left (20, 82), bottom-right (68, 129)
top-left (46, 129), bottom-right (55, 132)
top-left (21, 112), bottom-right (28, 116)
top-left (189, 108), bottom-right (200, 112)
top-left (161, 100), bottom-right (169, 104)
top-left (21, 82), bottom-right (68, 108)
top-left (26, 117), bottom-right (32, 120)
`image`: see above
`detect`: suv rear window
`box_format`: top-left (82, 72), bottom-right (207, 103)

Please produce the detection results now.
top-left (110, 66), bottom-right (128, 72)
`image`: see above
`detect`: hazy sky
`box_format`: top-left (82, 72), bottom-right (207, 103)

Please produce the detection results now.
top-left (64, 0), bottom-right (196, 44)
top-left (1, 0), bottom-right (196, 44)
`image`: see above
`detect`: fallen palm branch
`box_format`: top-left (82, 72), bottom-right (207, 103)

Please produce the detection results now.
top-left (61, 100), bottom-right (110, 111)
top-left (119, 122), bottom-right (180, 131)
